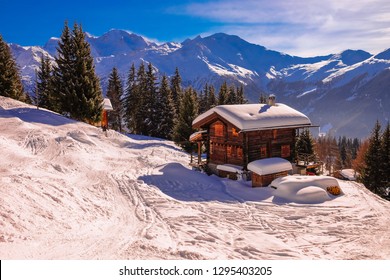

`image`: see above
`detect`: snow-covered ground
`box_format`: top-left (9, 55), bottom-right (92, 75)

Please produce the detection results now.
top-left (1, 96), bottom-right (390, 260)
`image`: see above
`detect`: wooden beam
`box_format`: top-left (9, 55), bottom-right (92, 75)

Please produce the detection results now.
top-left (197, 142), bottom-right (201, 165)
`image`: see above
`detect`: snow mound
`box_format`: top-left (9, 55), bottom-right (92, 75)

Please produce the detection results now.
top-left (340, 169), bottom-right (357, 181)
top-left (272, 176), bottom-right (342, 204)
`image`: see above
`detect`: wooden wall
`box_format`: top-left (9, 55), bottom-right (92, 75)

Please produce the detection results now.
top-left (207, 119), bottom-right (296, 168)
top-left (209, 120), bottom-right (244, 166)
top-left (252, 171), bottom-right (289, 187)
top-left (246, 128), bottom-right (295, 164)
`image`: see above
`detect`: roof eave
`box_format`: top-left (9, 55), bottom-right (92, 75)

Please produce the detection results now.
top-left (240, 124), bottom-right (317, 133)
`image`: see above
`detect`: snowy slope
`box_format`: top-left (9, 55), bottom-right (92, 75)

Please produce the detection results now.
top-left (1, 96), bottom-right (390, 260)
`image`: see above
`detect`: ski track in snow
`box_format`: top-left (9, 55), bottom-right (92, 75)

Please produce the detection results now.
top-left (1, 96), bottom-right (390, 260)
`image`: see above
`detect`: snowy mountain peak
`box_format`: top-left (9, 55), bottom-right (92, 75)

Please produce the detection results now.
top-left (43, 37), bottom-right (60, 56)
top-left (207, 32), bottom-right (243, 42)
top-left (374, 48), bottom-right (390, 60)
top-left (86, 29), bottom-right (157, 57)
top-left (330, 49), bottom-right (372, 66)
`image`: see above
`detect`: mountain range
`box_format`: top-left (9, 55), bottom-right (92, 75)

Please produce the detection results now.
top-left (9, 29), bottom-right (390, 138)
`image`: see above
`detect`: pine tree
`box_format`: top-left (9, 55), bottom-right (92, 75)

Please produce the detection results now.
top-left (236, 84), bottom-right (246, 104)
top-left (362, 120), bottom-right (382, 195)
top-left (339, 136), bottom-right (348, 168)
top-left (0, 34), bottom-right (29, 102)
top-left (156, 74), bottom-right (176, 139)
top-left (226, 85), bottom-right (237, 104)
top-left (170, 67), bottom-right (182, 112)
top-left (296, 129), bottom-right (316, 157)
top-left (207, 84), bottom-right (217, 109)
top-left (218, 81), bottom-right (228, 105)
top-left (259, 93), bottom-right (268, 104)
top-left (380, 122), bottom-right (390, 193)
top-left (173, 87), bottom-right (199, 152)
top-left (135, 62), bottom-right (148, 135)
top-left (52, 22), bottom-right (74, 115)
top-left (123, 63), bottom-right (139, 133)
top-left (34, 54), bottom-right (56, 110)
top-left (52, 22), bottom-right (103, 123)
top-left (352, 138), bottom-right (360, 160)
top-left (106, 67), bottom-right (123, 132)
top-left (198, 84), bottom-right (209, 113)
top-left (145, 62), bottom-right (159, 137)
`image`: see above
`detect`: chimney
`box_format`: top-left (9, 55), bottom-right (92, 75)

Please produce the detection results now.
top-left (268, 94), bottom-right (276, 106)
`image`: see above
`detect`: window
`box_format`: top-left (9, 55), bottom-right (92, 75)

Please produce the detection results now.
top-left (227, 146), bottom-right (232, 157)
top-left (281, 144), bottom-right (291, 158)
top-left (260, 145), bottom-right (268, 158)
top-left (214, 123), bottom-right (224, 137)
top-left (210, 142), bottom-right (214, 155)
top-left (237, 147), bottom-right (243, 158)
top-left (232, 127), bottom-right (239, 137)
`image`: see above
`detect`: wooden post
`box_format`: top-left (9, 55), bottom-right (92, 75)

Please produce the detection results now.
top-left (197, 142), bottom-right (201, 165)
top-left (243, 132), bottom-right (249, 170)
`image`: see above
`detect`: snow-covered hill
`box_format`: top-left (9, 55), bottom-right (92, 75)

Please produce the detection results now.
top-left (8, 29), bottom-right (390, 137)
top-left (1, 96), bottom-right (389, 259)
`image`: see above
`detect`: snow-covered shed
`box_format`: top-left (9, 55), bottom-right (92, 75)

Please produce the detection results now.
top-left (247, 158), bottom-right (292, 187)
top-left (101, 98), bottom-right (113, 129)
top-left (190, 97), bottom-right (313, 177)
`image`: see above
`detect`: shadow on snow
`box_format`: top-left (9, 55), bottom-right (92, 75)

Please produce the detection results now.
top-left (139, 162), bottom-right (274, 203)
top-left (0, 107), bottom-right (76, 126)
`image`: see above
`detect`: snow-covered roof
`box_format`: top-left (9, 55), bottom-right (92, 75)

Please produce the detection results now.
top-left (189, 130), bottom-right (207, 142)
top-left (193, 103), bottom-right (312, 131)
top-left (340, 169), bottom-right (357, 181)
top-left (216, 164), bottom-right (243, 173)
top-left (247, 157), bottom-right (292, 175)
top-left (103, 98), bottom-right (113, 111)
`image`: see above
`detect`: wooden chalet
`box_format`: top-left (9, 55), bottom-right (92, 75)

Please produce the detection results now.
top-left (190, 96), bottom-right (315, 182)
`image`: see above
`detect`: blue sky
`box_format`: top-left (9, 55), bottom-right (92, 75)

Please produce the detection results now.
top-left (2, 0), bottom-right (390, 56)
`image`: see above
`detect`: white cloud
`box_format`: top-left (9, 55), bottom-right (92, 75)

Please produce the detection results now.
top-left (175, 0), bottom-right (390, 56)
